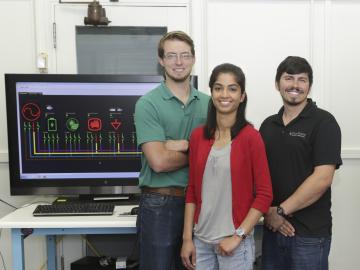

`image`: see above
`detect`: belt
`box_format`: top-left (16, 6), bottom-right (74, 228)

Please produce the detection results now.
top-left (141, 187), bottom-right (185, 197)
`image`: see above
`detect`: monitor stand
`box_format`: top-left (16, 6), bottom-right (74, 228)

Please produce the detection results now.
top-left (53, 194), bottom-right (140, 205)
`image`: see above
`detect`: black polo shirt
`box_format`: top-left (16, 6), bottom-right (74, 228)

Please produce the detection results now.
top-left (260, 99), bottom-right (342, 237)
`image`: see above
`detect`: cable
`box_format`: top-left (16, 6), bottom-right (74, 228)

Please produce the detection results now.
top-left (20, 201), bottom-right (52, 208)
top-left (39, 261), bottom-right (46, 270)
top-left (0, 199), bottom-right (58, 270)
top-left (0, 252), bottom-right (6, 270)
top-left (0, 229), bottom-right (7, 270)
top-left (127, 233), bottom-right (139, 261)
top-left (82, 236), bottom-right (101, 257)
top-left (0, 199), bottom-right (17, 210)
top-left (37, 235), bottom-right (63, 270)
top-left (0, 205), bottom-right (9, 270)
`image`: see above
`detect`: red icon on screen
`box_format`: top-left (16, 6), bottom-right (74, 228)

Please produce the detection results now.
top-left (21, 103), bottom-right (41, 121)
top-left (88, 118), bottom-right (102, 131)
top-left (111, 119), bottom-right (122, 130)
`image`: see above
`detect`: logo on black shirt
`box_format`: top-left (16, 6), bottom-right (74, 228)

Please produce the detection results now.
top-left (289, 131), bottom-right (306, 138)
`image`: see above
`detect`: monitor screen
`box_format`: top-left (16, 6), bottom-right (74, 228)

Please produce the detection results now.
top-left (5, 74), bottom-right (163, 196)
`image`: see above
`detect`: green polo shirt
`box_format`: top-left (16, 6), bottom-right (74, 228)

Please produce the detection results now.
top-left (134, 81), bottom-right (209, 188)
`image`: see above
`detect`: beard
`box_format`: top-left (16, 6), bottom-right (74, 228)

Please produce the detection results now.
top-left (164, 70), bottom-right (191, 83)
top-left (282, 96), bottom-right (304, 106)
top-left (281, 88), bottom-right (307, 106)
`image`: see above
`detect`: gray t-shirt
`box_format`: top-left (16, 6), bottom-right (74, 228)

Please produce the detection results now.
top-left (194, 142), bottom-right (235, 244)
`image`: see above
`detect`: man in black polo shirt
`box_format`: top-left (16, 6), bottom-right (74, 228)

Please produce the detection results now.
top-left (260, 56), bottom-right (342, 270)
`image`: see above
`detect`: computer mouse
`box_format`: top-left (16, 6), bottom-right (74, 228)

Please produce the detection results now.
top-left (130, 206), bottom-right (139, 215)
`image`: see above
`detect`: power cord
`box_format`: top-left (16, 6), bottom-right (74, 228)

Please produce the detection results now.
top-left (38, 235), bottom-right (63, 270)
top-left (0, 199), bottom-right (55, 270)
top-left (127, 233), bottom-right (139, 261)
top-left (0, 199), bottom-right (17, 270)
top-left (0, 250), bottom-right (6, 270)
top-left (0, 229), bottom-right (7, 270)
top-left (82, 235), bottom-right (101, 257)
top-left (0, 199), bottom-right (17, 210)
top-left (19, 201), bottom-right (52, 210)
top-left (125, 233), bottom-right (139, 270)
top-left (0, 198), bottom-right (54, 210)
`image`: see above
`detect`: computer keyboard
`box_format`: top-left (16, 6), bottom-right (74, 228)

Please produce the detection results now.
top-left (32, 203), bottom-right (115, 216)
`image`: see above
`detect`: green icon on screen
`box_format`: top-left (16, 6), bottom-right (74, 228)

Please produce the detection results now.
top-left (47, 117), bottom-right (57, 131)
top-left (66, 118), bottom-right (79, 132)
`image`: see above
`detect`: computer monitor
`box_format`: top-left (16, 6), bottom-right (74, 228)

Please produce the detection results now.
top-left (5, 74), bottom-right (164, 197)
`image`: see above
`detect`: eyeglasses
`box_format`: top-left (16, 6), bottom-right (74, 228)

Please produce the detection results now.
top-left (163, 53), bottom-right (194, 62)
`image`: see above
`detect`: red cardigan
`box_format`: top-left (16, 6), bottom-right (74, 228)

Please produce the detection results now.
top-left (186, 124), bottom-right (273, 228)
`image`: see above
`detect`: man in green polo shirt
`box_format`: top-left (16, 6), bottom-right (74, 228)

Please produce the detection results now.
top-left (134, 31), bottom-right (209, 269)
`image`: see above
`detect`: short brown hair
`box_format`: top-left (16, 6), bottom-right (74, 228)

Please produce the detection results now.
top-left (158, 31), bottom-right (195, 58)
top-left (275, 56), bottom-right (313, 86)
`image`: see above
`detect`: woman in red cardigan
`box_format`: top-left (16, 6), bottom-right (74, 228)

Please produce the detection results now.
top-left (181, 63), bottom-right (273, 270)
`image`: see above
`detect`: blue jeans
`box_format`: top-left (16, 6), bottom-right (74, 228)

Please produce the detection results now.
top-left (136, 192), bottom-right (186, 270)
top-left (193, 235), bottom-right (255, 270)
top-left (262, 227), bottom-right (331, 270)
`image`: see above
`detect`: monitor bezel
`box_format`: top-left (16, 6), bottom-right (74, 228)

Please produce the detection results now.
top-left (5, 74), bottom-right (164, 196)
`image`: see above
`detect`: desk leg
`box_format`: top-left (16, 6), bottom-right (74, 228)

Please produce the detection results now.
top-left (47, 235), bottom-right (57, 270)
top-left (11, 228), bottom-right (25, 270)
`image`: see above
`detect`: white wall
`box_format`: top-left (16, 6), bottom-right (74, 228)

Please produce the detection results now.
top-left (0, 0), bottom-right (359, 269)
top-left (0, 0), bottom-right (36, 159)
top-left (0, 2), bottom-right (43, 269)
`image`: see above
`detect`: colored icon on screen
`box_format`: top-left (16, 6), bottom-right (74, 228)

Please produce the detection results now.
top-left (88, 118), bottom-right (102, 131)
top-left (111, 119), bottom-right (122, 130)
top-left (21, 103), bottom-right (41, 122)
top-left (66, 118), bottom-right (79, 132)
top-left (47, 117), bottom-right (57, 131)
